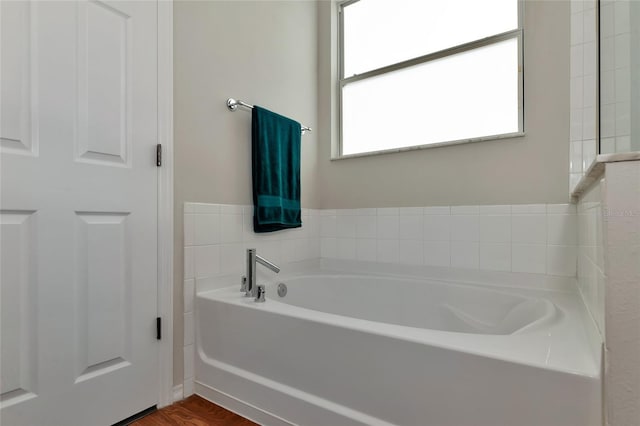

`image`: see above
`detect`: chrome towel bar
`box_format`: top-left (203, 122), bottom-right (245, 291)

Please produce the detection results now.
top-left (226, 98), bottom-right (312, 133)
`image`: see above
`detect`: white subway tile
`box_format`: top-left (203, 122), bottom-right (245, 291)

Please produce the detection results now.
top-left (338, 209), bottom-right (359, 216)
top-left (184, 246), bottom-right (195, 280)
top-left (321, 237), bottom-right (336, 258)
top-left (336, 238), bottom-right (357, 260)
top-left (451, 205), bottom-right (479, 215)
top-left (511, 204), bottom-right (546, 214)
top-left (570, 108), bottom-right (583, 141)
top-left (583, 7), bottom-right (596, 42)
top-left (194, 245), bottom-right (220, 278)
top-left (582, 139), bottom-right (597, 171)
top-left (356, 215), bottom-right (377, 239)
top-left (616, 135), bottom-right (631, 152)
top-left (570, 45), bottom-right (584, 78)
top-left (219, 243), bottom-right (244, 276)
top-left (479, 205), bottom-right (511, 215)
top-left (357, 239), bottom-right (377, 262)
top-left (570, 77), bottom-right (584, 109)
top-left (280, 239), bottom-right (296, 263)
top-left (220, 204), bottom-right (243, 215)
top-left (194, 213), bottom-right (221, 245)
top-left (242, 210), bottom-right (256, 242)
top-left (320, 215), bottom-right (337, 238)
top-left (399, 215), bottom-right (423, 240)
top-left (512, 244), bottom-right (547, 274)
top-left (307, 238), bottom-right (321, 259)
top-left (450, 215), bottom-right (479, 242)
top-left (355, 208), bottom-right (377, 216)
top-left (377, 240), bottom-right (399, 263)
top-left (512, 215), bottom-right (547, 244)
top-left (424, 215), bottom-right (450, 241)
top-left (480, 243), bottom-right (512, 272)
top-left (377, 207), bottom-right (399, 215)
top-left (399, 207), bottom-right (424, 215)
top-left (479, 215), bottom-right (511, 243)
top-left (424, 206), bottom-right (450, 215)
top-left (220, 214), bottom-right (243, 244)
top-left (184, 203), bottom-right (197, 214)
top-left (571, 0), bottom-right (584, 15)
top-left (600, 104), bottom-right (616, 138)
top-left (570, 10), bottom-right (583, 45)
top-left (450, 242), bottom-right (479, 269)
top-left (547, 214), bottom-right (578, 245)
top-left (336, 215), bottom-right (357, 238)
top-left (583, 107), bottom-right (596, 140)
top-left (191, 203), bottom-right (221, 214)
top-left (547, 204), bottom-right (577, 214)
top-left (547, 245), bottom-right (578, 277)
top-left (377, 215), bottom-right (399, 239)
top-left (399, 240), bottom-right (423, 265)
top-left (614, 0), bottom-right (630, 34)
top-left (424, 241), bottom-right (450, 267)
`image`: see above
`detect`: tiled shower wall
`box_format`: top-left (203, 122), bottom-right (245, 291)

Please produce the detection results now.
top-left (577, 179), bottom-right (605, 336)
top-left (320, 205), bottom-right (578, 277)
top-left (569, 0), bottom-right (598, 191)
top-left (599, 0), bottom-right (635, 154)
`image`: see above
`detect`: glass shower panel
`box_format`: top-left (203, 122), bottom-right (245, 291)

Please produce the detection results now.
top-left (599, 0), bottom-right (639, 154)
top-left (569, 0), bottom-right (598, 192)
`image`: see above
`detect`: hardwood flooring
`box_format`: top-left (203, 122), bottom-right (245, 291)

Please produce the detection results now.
top-left (132, 395), bottom-right (257, 426)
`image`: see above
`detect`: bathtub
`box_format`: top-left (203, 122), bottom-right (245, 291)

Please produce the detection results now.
top-left (195, 260), bottom-right (602, 426)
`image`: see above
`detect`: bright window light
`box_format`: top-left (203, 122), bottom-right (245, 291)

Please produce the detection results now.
top-left (339, 0), bottom-right (522, 157)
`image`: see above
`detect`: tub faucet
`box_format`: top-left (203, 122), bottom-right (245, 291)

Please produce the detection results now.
top-left (242, 248), bottom-right (280, 299)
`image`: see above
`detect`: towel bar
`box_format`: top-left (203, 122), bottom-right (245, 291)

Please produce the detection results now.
top-left (226, 98), bottom-right (312, 133)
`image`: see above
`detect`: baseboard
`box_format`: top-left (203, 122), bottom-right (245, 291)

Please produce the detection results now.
top-left (172, 384), bottom-right (184, 403)
top-left (195, 382), bottom-right (293, 426)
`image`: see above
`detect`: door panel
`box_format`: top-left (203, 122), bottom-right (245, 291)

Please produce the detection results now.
top-left (1, 1), bottom-right (159, 425)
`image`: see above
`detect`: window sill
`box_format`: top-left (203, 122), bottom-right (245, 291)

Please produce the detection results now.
top-left (331, 131), bottom-right (526, 161)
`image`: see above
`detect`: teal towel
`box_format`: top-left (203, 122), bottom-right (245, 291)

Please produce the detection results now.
top-left (252, 105), bottom-right (302, 233)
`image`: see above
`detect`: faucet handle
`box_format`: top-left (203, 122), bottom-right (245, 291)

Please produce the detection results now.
top-left (255, 285), bottom-right (266, 303)
top-left (240, 276), bottom-right (247, 292)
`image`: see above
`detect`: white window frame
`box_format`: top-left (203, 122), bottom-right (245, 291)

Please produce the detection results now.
top-left (337, 0), bottom-right (525, 159)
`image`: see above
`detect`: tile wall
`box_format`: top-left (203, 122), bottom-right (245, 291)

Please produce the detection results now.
top-left (599, 0), bottom-right (634, 154)
top-left (577, 178), bottom-right (605, 336)
top-left (319, 204), bottom-right (578, 277)
top-left (570, 0), bottom-right (598, 191)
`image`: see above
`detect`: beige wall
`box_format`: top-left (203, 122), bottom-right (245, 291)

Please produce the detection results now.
top-left (317, 0), bottom-right (571, 208)
top-left (173, 0), bottom-right (319, 385)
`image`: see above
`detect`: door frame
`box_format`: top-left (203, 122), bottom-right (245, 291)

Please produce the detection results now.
top-left (157, 0), bottom-right (174, 408)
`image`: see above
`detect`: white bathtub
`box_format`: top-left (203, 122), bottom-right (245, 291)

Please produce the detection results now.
top-left (195, 261), bottom-right (602, 426)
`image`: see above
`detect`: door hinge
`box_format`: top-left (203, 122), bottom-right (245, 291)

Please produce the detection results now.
top-left (156, 144), bottom-right (162, 167)
top-left (156, 317), bottom-right (162, 340)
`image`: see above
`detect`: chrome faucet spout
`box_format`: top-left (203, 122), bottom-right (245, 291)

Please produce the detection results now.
top-left (256, 255), bottom-right (280, 273)
top-left (243, 248), bottom-right (280, 298)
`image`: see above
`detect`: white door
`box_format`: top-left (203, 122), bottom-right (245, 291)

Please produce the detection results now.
top-left (1, 1), bottom-right (159, 425)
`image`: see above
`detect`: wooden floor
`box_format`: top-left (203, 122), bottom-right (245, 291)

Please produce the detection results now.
top-left (132, 395), bottom-right (257, 426)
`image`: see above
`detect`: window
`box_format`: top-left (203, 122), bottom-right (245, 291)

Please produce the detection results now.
top-left (338, 0), bottom-right (523, 157)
